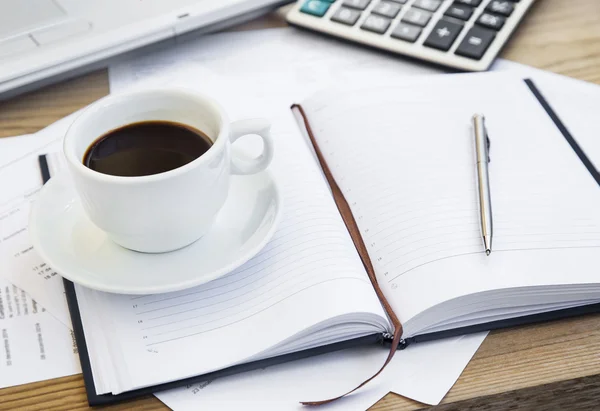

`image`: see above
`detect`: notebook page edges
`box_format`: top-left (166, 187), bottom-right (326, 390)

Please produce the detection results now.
top-left (299, 73), bottom-right (600, 338)
top-left (75, 105), bottom-right (391, 395)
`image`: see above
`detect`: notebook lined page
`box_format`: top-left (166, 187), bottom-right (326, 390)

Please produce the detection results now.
top-left (301, 74), bottom-right (600, 333)
top-left (76, 106), bottom-right (390, 395)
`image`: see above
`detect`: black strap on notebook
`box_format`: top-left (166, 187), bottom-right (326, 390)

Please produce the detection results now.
top-left (524, 78), bottom-right (600, 186)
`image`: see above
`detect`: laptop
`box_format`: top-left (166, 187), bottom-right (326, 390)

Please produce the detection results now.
top-left (0, 0), bottom-right (290, 98)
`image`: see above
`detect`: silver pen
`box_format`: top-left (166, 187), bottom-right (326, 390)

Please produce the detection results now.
top-left (472, 114), bottom-right (493, 256)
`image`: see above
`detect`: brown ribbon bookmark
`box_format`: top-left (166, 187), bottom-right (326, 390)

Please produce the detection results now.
top-left (292, 104), bottom-right (403, 406)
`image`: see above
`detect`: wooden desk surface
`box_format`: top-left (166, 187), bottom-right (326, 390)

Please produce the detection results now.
top-left (1, 1), bottom-right (600, 410)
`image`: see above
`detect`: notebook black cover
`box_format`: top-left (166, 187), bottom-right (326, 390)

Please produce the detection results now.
top-left (38, 78), bottom-right (600, 406)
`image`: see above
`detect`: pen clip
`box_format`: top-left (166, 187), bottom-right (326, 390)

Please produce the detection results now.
top-left (484, 120), bottom-right (491, 163)
top-left (473, 113), bottom-right (491, 163)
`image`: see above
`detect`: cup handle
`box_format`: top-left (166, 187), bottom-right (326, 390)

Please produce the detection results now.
top-left (229, 119), bottom-right (274, 175)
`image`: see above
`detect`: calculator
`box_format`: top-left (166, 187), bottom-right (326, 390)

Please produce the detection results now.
top-left (287, 0), bottom-right (536, 71)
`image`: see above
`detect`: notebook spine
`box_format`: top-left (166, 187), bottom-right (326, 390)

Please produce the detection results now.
top-left (381, 332), bottom-right (409, 350)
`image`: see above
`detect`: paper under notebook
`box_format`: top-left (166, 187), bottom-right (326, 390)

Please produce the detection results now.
top-left (0, 278), bottom-right (81, 389)
top-left (39, 73), bottom-right (600, 405)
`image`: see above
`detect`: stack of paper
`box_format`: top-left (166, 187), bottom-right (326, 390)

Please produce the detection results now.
top-left (0, 276), bottom-right (80, 389)
top-left (0, 124), bottom-right (80, 389)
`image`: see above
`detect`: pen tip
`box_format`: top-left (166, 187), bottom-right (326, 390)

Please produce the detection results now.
top-left (486, 249), bottom-right (491, 256)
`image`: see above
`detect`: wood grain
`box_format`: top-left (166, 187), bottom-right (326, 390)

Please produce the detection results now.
top-left (0, 71), bottom-right (109, 137)
top-left (1, 1), bottom-right (600, 410)
top-left (414, 374), bottom-right (600, 411)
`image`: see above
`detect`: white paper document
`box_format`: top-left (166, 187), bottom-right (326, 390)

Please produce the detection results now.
top-left (156, 345), bottom-right (391, 411)
top-left (2, 225), bottom-right (71, 328)
top-left (0, 113), bottom-right (81, 389)
top-left (156, 333), bottom-right (485, 411)
top-left (0, 134), bottom-right (71, 328)
top-left (0, 113), bottom-right (75, 169)
top-left (109, 27), bottom-right (443, 100)
top-left (0, 277), bottom-right (80, 389)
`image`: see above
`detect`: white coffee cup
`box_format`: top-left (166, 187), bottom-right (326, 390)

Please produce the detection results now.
top-left (63, 88), bottom-right (274, 253)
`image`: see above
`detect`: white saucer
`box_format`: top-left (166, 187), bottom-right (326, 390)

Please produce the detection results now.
top-left (30, 171), bottom-right (282, 295)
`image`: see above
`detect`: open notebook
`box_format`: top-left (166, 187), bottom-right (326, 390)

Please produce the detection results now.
top-left (41, 74), bottom-right (600, 405)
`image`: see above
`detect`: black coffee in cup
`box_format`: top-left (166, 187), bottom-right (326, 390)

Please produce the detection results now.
top-left (83, 121), bottom-right (213, 177)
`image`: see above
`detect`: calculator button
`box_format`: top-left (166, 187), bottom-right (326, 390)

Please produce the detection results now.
top-left (412, 0), bottom-right (442, 12)
top-left (391, 22), bottom-right (422, 42)
top-left (476, 12), bottom-right (506, 30)
top-left (455, 26), bottom-right (496, 60)
top-left (454, 0), bottom-right (482, 5)
top-left (372, 1), bottom-right (402, 18)
top-left (444, 4), bottom-right (474, 21)
top-left (300, 0), bottom-right (332, 16)
top-left (343, 0), bottom-right (371, 10)
top-left (331, 7), bottom-right (362, 25)
top-left (423, 19), bottom-right (464, 51)
top-left (401, 8), bottom-right (432, 27)
top-left (485, 1), bottom-right (514, 17)
top-left (361, 14), bottom-right (392, 33)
